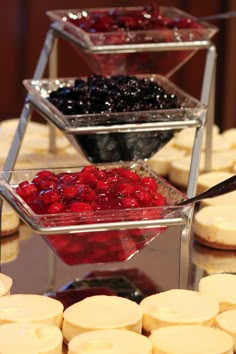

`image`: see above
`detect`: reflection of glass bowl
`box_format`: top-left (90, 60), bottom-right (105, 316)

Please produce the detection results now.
top-left (193, 241), bottom-right (236, 275)
top-left (47, 6), bottom-right (218, 77)
top-left (0, 162), bottom-right (191, 266)
top-left (23, 74), bottom-right (205, 163)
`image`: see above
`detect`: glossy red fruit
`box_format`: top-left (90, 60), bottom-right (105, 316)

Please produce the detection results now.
top-left (141, 177), bottom-right (158, 192)
top-left (16, 183), bottom-right (38, 199)
top-left (69, 201), bottom-right (93, 212)
top-left (40, 189), bottom-right (61, 205)
top-left (47, 202), bottom-right (65, 214)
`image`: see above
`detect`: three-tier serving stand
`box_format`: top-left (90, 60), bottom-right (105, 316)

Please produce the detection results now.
top-left (0, 7), bottom-right (217, 290)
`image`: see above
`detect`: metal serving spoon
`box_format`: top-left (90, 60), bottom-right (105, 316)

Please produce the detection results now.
top-left (177, 174), bottom-right (236, 205)
top-left (199, 11), bottom-right (236, 22)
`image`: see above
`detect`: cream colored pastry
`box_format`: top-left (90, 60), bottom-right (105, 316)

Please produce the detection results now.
top-left (1, 201), bottom-right (20, 236)
top-left (0, 273), bottom-right (13, 296)
top-left (1, 233), bottom-right (19, 263)
top-left (215, 309), bottom-right (236, 351)
top-left (233, 163), bottom-right (236, 173)
top-left (196, 171), bottom-right (236, 207)
top-left (148, 145), bottom-right (186, 176)
top-left (199, 273), bottom-right (236, 312)
top-left (0, 322), bottom-right (63, 354)
top-left (193, 205), bottom-right (236, 249)
top-left (62, 295), bottom-right (143, 343)
top-left (222, 128), bottom-right (236, 148)
top-left (174, 131), bottom-right (231, 153)
top-left (149, 325), bottom-right (233, 354)
top-left (139, 289), bottom-right (219, 333)
top-left (197, 171), bottom-right (234, 194)
top-left (192, 242), bottom-right (236, 275)
top-left (0, 294), bottom-right (64, 327)
top-left (169, 153), bottom-right (234, 188)
top-left (68, 329), bottom-right (152, 354)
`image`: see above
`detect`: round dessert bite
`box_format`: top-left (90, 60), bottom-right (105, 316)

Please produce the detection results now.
top-left (169, 153), bottom-right (234, 189)
top-left (173, 131), bottom-right (230, 154)
top-left (62, 295), bottom-right (143, 343)
top-left (193, 205), bottom-right (236, 250)
top-left (148, 145), bottom-right (186, 176)
top-left (0, 322), bottom-right (63, 354)
top-left (215, 309), bottom-right (236, 351)
top-left (0, 273), bottom-right (13, 296)
top-left (1, 202), bottom-right (20, 237)
top-left (139, 289), bottom-right (219, 333)
top-left (197, 171), bottom-right (234, 194)
top-left (222, 128), bottom-right (236, 148)
top-left (199, 273), bottom-right (236, 312)
top-left (68, 329), bottom-right (152, 354)
top-left (0, 294), bottom-right (64, 327)
top-left (1, 233), bottom-right (19, 263)
top-left (149, 325), bottom-right (233, 354)
top-left (192, 242), bottom-right (236, 275)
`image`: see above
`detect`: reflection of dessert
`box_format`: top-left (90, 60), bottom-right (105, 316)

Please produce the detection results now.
top-left (149, 325), bottom-right (233, 354)
top-left (199, 273), bottom-right (236, 312)
top-left (0, 322), bottom-right (63, 354)
top-left (192, 242), bottom-right (236, 275)
top-left (0, 273), bottom-right (13, 296)
top-left (139, 289), bottom-right (219, 333)
top-left (1, 202), bottom-right (20, 237)
top-left (1, 232), bottom-right (19, 264)
top-left (62, 295), bottom-right (143, 343)
top-left (68, 329), bottom-right (152, 354)
top-left (193, 205), bottom-right (236, 250)
top-left (215, 309), bottom-right (236, 352)
top-left (0, 294), bottom-right (64, 327)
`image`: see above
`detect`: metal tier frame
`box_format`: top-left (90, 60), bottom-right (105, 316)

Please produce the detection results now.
top-left (0, 21), bottom-right (217, 290)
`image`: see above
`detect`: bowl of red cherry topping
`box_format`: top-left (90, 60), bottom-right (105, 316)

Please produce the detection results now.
top-left (0, 162), bottom-right (190, 265)
top-left (47, 2), bottom-right (218, 76)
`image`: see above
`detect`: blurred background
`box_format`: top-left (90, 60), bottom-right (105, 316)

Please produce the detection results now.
top-left (1, 0), bottom-right (236, 130)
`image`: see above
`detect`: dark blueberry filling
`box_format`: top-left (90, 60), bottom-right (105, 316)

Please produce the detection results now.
top-left (48, 74), bottom-right (180, 162)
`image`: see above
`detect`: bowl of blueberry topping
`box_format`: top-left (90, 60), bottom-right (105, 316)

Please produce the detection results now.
top-left (47, 2), bottom-right (218, 76)
top-left (24, 73), bottom-right (205, 163)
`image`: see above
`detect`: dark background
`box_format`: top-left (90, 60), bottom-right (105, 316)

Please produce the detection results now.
top-left (1, 0), bottom-right (236, 130)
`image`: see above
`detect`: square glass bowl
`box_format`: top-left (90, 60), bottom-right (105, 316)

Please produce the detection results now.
top-left (0, 162), bottom-right (192, 266)
top-left (46, 5), bottom-right (218, 76)
top-left (23, 74), bottom-right (206, 163)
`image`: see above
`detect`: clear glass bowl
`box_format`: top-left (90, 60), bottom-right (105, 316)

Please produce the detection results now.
top-left (46, 6), bottom-right (218, 76)
top-left (0, 162), bottom-right (192, 266)
top-left (23, 74), bottom-right (206, 163)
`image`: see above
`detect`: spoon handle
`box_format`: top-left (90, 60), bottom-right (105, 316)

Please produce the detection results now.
top-left (200, 11), bottom-right (236, 21)
top-left (178, 174), bottom-right (236, 206)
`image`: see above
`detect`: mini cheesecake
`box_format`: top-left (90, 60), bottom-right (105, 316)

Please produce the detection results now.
top-left (0, 322), bottom-right (63, 354)
top-left (197, 171), bottom-right (234, 194)
top-left (68, 329), bottom-right (152, 354)
top-left (193, 205), bottom-right (236, 250)
top-left (1, 202), bottom-right (20, 237)
top-left (149, 325), bottom-right (233, 354)
top-left (148, 146), bottom-right (186, 176)
top-left (222, 128), bottom-right (236, 148)
top-left (0, 294), bottom-right (64, 327)
top-left (169, 153), bottom-right (233, 189)
top-left (62, 295), bottom-right (143, 343)
top-left (199, 273), bottom-right (236, 312)
top-left (139, 289), bottom-right (219, 333)
top-left (0, 273), bottom-right (13, 296)
top-left (215, 309), bottom-right (236, 351)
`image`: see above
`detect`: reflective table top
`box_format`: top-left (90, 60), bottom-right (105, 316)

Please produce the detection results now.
top-left (1, 221), bottom-right (230, 295)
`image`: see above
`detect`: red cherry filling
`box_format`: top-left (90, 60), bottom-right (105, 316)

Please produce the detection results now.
top-left (16, 166), bottom-right (168, 265)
